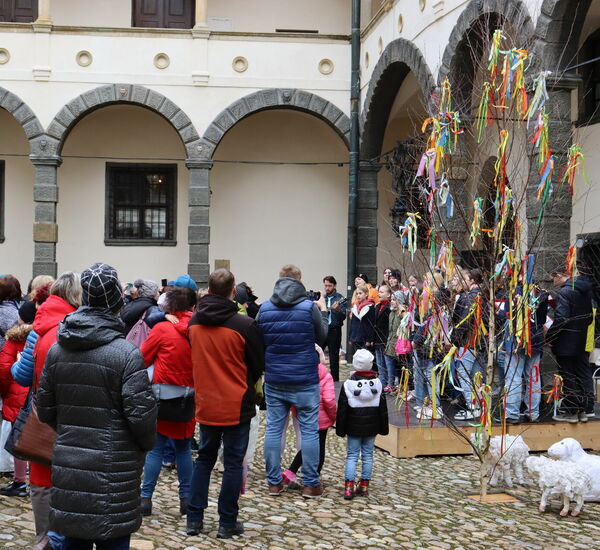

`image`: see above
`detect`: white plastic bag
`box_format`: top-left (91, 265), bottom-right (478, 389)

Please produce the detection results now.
top-left (0, 419), bottom-right (15, 473)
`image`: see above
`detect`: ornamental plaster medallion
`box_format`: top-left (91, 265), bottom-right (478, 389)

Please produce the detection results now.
top-left (0, 48), bottom-right (9, 65)
top-left (232, 56), bottom-right (248, 73)
top-left (154, 53), bottom-right (170, 70)
top-left (318, 58), bottom-right (334, 75)
top-left (419, 0), bottom-right (426, 11)
top-left (76, 50), bottom-right (92, 67)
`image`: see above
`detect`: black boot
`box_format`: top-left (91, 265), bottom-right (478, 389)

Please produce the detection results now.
top-left (186, 519), bottom-right (203, 535)
top-left (140, 497), bottom-right (152, 516)
top-left (217, 521), bottom-right (244, 539)
top-left (179, 497), bottom-right (188, 515)
top-left (0, 481), bottom-right (28, 497)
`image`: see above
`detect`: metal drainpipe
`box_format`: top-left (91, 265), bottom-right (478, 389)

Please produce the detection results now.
top-left (348, 0), bottom-right (360, 301)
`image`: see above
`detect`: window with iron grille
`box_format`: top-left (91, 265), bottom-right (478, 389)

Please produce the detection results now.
top-left (0, 161), bottom-right (4, 242)
top-left (105, 163), bottom-right (176, 246)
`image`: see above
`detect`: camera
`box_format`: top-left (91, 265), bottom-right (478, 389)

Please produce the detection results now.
top-left (306, 290), bottom-right (321, 301)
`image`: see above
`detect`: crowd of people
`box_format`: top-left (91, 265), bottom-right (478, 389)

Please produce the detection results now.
top-left (0, 258), bottom-right (596, 548)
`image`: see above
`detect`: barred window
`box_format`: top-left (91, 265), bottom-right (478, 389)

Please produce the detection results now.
top-left (106, 163), bottom-right (176, 246)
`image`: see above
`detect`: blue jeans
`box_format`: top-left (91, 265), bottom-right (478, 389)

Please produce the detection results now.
top-left (63, 536), bottom-right (130, 550)
top-left (375, 346), bottom-right (397, 387)
top-left (504, 352), bottom-right (541, 420)
top-left (162, 437), bottom-right (176, 465)
top-left (187, 422), bottom-right (250, 527)
top-left (264, 382), bottom-right (320, 487)
top-left (48, 531), bottom-right (65, 550)
top-left (455, 347), bottom-right (486, 408)
top-left (344, 436), bottom-right (376, 481)
top-left (141, 433), bottom-right (192, 499)
top-left (414, 356), bottom-right (439, 407)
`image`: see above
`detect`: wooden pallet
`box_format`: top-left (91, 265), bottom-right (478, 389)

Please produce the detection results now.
top-left (376, 419), bottom-right (600, 458)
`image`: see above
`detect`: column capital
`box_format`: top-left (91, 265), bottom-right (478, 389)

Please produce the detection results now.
top-left (185, 159), bottom-right (213, 170)
top-left (31, 155), bottom-right (63, 168)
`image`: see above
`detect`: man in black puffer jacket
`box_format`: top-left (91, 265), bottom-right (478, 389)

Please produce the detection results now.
top-left (38, 263), bottom-right (157, 549)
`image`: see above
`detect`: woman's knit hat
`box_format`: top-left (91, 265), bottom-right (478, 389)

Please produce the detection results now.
top-left (80, 263), bottom-right (124, 312)
top-left (352, 349), bottom-right (374, 371)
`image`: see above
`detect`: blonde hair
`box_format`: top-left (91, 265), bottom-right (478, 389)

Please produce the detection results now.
top-left (355, 284), bottom-right (369, 296)
top-left (29, 275), bottom-right (55, 299)
top-left (50, 272), bottom-right (82, 308)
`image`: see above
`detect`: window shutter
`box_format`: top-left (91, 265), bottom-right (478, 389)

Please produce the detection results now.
top-left (164, 0), bottom-right (194, 29)
top-left (0, 0), bottom-right (12, 22)
top-left (133, 0), bottom-right (162, 28)
top-left (13, 0), bottom-right (37, 22)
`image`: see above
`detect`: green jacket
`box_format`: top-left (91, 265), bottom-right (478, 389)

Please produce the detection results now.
top-left (385, 310), bottom-right (401, 357)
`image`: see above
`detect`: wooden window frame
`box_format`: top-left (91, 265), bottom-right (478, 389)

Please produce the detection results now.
top-left (0, 0), bottom-right (38, 23)
top-left (131, 0), bottom-right (195, 29)
top-left (105, 163), bottom-right (177, 247)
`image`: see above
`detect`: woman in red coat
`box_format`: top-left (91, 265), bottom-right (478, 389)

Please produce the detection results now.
top-left (140, 287), bottom-right (196, 517)
top-left (30, 272), bottom-right (81, 550)
top-left (0, 323), bottom-right (31, 496)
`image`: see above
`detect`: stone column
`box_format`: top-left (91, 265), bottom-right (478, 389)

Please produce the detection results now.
top-left (186, 160), bottom-right (212, 285)
top-left (35, 0), bottom-right (51, 24)
top-left (526, 73), bottom-right (580, 283)
top-left (194, 0), bottom-right (208, 28)
top-left (32, 157), bottom-right (61, 278)
top-left (357, 161), bottom-right (380, 282)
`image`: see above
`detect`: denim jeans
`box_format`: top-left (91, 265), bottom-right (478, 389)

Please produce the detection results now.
top-left (414, 356), bottom-right (439, 407)
top-left (375, 346), bottom-right (397, 387)
top-left (455, 347), bottom-right (486, 408)
top-left (504, 352), bottom-right (541, 420)
top-left (344, 436), bottom-right (376, 481)
top-left (63, 536), bottom-right (130, 550)
top-left (187, 422), bottom-right (250, 527)
top-left (162, 437), bottom-right (176, 465)
top-left (141, 433), bottom-right (192, 499)
top-left (264, 382), bottom-right (320, 487)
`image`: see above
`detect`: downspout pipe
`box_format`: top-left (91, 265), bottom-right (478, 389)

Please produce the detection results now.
top-left (348, 0), bottom-right (360, 300)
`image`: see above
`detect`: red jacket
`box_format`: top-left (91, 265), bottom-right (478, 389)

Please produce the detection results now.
top-left (317, 364), bottom-right (337, 429)
top-left (141, 311), bottom-right (194, 439)
top-left (30, 295), bottom-right (76, 488)
top-left (0, 325), bottom-right (30, 422)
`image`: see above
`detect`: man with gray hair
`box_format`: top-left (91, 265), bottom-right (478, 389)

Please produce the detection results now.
top-left (257, 264), bottom-right (328, 498)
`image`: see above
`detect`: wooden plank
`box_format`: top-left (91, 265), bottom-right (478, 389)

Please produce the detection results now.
top-left (376, 421), bottom-right (600, 458)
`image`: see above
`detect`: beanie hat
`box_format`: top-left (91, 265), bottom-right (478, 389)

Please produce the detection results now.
top-left (352, 349), bottom-right (374, 372)
top-left (356, 273), bottom-right (369, 284)
top-left (80, 263), bottom-right (124, 312)
top-left (18, 300), bottom-right (36, 324)
top-left (133, 278), bottom-right (159, 299)
top-left (173, 274), bottom-right (198, 291)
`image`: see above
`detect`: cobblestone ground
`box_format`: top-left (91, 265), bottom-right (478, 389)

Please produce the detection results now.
top-left (1, 424), bottom-right (599, 550)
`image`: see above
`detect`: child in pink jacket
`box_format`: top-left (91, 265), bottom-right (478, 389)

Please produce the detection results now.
top-left (282, 349), bottom-right (337, 487)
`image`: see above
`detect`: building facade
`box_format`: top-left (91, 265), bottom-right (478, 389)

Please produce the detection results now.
top-left (0, 0), bottom-right (599, 297)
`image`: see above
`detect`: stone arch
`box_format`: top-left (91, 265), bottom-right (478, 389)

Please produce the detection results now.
top-left (43, 84), bottom-right (202, 160)
top-left (360, 38), bottom-right (435, 160)
top-left (0, 87), bottom-right (45, 153)
top-left (198, 88), bottom-right (350, 160)
top-left (533, 0), bottom-right (592, 71)
top-left (438, 0), bottom-right (534, 109)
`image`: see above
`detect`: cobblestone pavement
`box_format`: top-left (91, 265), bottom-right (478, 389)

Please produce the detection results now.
top-left (1, 422), bottom-right (599, 550)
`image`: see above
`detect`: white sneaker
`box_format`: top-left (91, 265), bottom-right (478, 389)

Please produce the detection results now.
top-left (432, 407), bottom-right (444, 420)
top-left (417, 406), bottom-right (433, 420)
top-left (454, 409), bottom-right (475, 421)
top-left (413, 405), bottom-right (421, 411)
top-left (407, 390), bottom-right (416, 401)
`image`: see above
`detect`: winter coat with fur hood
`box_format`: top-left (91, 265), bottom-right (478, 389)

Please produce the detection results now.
top-left (37, 306), bottom-right (157, 541)
top-left (0, 324), bottom-right (31, 422)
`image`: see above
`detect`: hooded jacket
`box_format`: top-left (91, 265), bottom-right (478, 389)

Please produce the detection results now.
top-left (348, 300), bottom-right (376, 344)
top-left (0, 299), bottom-right (19, 349)
top-left (120, 296), bottom-right (157, 334)
top-left (547, 277), bottom-right (593, 356)
top-left (335, 370), bottom-right (389, 438)
top-left (257, 278), bottom-right (328, 386)
top-left (141, 310), bottom-right (195, 439)
top-left (37, 306), bottom-right (157, 541)
top-left (30, 294), bottom-right (77, 488)
top-left (0, 324), bottom-right (30, 422)
top-left (188, 294), bottom-right (264, 426)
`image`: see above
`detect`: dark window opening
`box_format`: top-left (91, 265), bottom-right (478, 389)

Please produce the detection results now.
top-left (106, 163), bottom-right (177, 246)
top-left (0, 161), bottom-right (4, 242)
top-left (0, 0), bottom-right (38, 23)
top-left (578, 28), bottom-right (600, 124)
top-left (132, 0), bottom-right (195, 29)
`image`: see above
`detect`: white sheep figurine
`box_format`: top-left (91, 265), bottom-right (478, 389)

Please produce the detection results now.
top-left (547, 438), bottom-right (600, 502)
top-left (526, 455), bottom-right (592, 516)
top-left (470, 434), bottom-right (529, 488)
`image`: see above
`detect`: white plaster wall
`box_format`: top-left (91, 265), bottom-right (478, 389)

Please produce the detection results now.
top-left (52, 0), bottom-right (131, 28)
top-left (208, 0), bottom-right (350, 35)
top-left (0, 110), bottom-right (35, 286)
top-left (210, 109), bottom-right (348, 301)
top-left (573, 123), bottom-right (600, 240)
top-left (56, 105), bottom-right (189, 284)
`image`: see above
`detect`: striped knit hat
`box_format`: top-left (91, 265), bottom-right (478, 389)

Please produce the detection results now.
top-left (80, 263), bottom-right (124, 312)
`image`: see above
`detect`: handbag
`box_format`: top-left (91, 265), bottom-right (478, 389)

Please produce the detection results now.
top-left (395, 338), bottom-right (412, 355)
top-left (152, 384), bottom-right (195, 422)
top-left (4, 386), bottom-right (56, 466)
top-left (126, 310), bottom-right (151, 347)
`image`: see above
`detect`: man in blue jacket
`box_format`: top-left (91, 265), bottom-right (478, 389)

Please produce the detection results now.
top-left (257, 264), bottom-right (328, 498)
